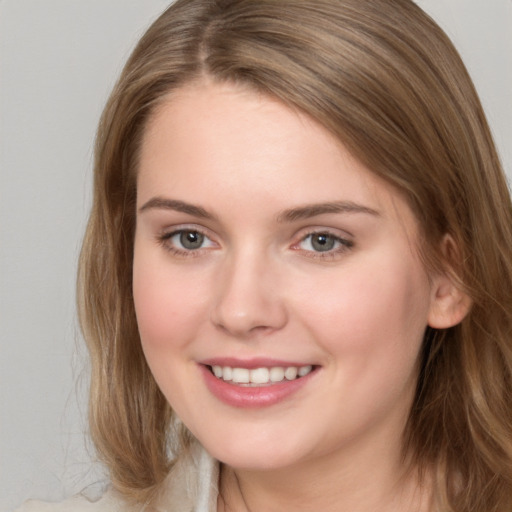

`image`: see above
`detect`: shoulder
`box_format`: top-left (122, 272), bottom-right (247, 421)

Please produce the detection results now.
top-left (15, 444), bottom-right (218, 512)
top-left (14, 491), bottom-right (126, 512)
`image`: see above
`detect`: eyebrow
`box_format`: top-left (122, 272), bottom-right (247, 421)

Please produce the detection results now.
top-left (138, 197), bottom-right (380, 222)
top-left (138, 197), bottom-right (216, 220)
top-left (276, 201), bottom-right (380, 222)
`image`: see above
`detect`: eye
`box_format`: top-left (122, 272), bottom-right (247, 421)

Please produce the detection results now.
top-left (297, 232), bottom-right (353, 255)
top-left (175, 230), bottom-right (206, 250)
top-left (160, 228), bottom-right (216, 254)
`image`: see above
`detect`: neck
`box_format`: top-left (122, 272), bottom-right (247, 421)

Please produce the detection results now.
top-left (218, 433), bottom-right (432, 512)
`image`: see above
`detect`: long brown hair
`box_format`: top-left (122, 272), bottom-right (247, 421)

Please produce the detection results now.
top-left (77, 0), bottom-right (512, 509)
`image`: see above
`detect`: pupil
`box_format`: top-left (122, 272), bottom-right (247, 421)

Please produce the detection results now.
top-left (180, 231), bottom-right (204, 249)
top-left (312, 234), bottom-right (335, 252)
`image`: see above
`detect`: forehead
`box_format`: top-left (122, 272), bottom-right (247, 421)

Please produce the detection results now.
top-left (137, 79), bottom-right (418, 233)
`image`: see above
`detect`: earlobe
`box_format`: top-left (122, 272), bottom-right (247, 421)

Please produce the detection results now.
top-left (427, 274), bottom-right (471, 329)
top-left (427, 235), bottom-right (472, 329)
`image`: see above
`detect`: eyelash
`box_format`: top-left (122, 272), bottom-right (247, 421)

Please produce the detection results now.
top-left (292, 231), bottom-right (354, 260)
top-left (157, 228), bottom-right (215, 257)
top-left (157, 228), bottom-right (354, 260)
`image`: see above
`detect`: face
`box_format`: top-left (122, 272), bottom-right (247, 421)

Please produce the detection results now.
top-left (133, 80), bottom-right (440, 473)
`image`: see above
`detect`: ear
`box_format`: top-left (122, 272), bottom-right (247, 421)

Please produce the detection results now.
top-left (427, 235), bottom-right (472, 329)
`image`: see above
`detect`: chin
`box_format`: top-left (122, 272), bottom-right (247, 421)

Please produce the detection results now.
top-left (198, 431), bottom-right (308, 472)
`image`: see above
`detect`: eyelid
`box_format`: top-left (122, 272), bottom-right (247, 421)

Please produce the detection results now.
top-left (292, 226), bottom-right (353, 244)
top-left (290, 227), bottom-right (354, 259)
top-left (159, 223), bottom-right (212, 238)
top-left (157, 224), bottom-right (219, 255)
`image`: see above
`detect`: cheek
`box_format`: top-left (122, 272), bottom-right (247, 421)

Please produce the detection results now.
top-left (132, 247), bottom-right (213, 413)
top-left (295, 256), bottom-right (431, 430)
top-left (294, 254), bottom-right (431, 363)
top-left (132, 248), bottom-right (209, 354)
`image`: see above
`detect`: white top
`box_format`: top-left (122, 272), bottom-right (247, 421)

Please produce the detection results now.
top-left (15, 445), bottom-right (219, 512)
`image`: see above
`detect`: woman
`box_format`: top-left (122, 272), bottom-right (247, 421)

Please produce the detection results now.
top-left (19, 0), bottom-right (512, 510)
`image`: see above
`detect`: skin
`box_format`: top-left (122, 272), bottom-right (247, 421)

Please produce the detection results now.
top-left (133, 79), bottom-right (467, 511)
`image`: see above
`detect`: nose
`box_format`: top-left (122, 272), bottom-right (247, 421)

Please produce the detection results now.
top-left (210, 249), bottom-right (288, 339)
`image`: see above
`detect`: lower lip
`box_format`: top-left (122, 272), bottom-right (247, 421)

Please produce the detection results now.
top-left (200, 365), bottom-right (316, 408)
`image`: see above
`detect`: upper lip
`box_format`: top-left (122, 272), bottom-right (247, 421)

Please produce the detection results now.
top-left (200, 357), bottom-right (316, 369)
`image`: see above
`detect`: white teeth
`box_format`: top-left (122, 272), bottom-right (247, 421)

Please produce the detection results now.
top-left (250, 367), bottom-right (270, 384)
top-left (210, 364), bottom-right (314, 385)
top-left (269, 367), bottom-right (285, 382)
top-left (232, 368), bottom-right (250, 383)
top-left (284, 367), bottom-right (298, 380)
top-left (298, 365), bottom-right (313, 377)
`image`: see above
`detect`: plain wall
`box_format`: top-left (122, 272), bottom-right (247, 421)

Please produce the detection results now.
top-left (1, 1), bottom-right (510, 510)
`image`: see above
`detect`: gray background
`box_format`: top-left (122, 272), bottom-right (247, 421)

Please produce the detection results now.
top-left (1, 1), bottom-right (510, 510)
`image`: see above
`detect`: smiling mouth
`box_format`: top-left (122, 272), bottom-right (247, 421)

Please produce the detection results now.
top-left (208, 365), bottom-right (315, 386)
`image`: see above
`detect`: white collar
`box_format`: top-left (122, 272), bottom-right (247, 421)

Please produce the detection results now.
top-left (153, 442), bottom-right (219, 512)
